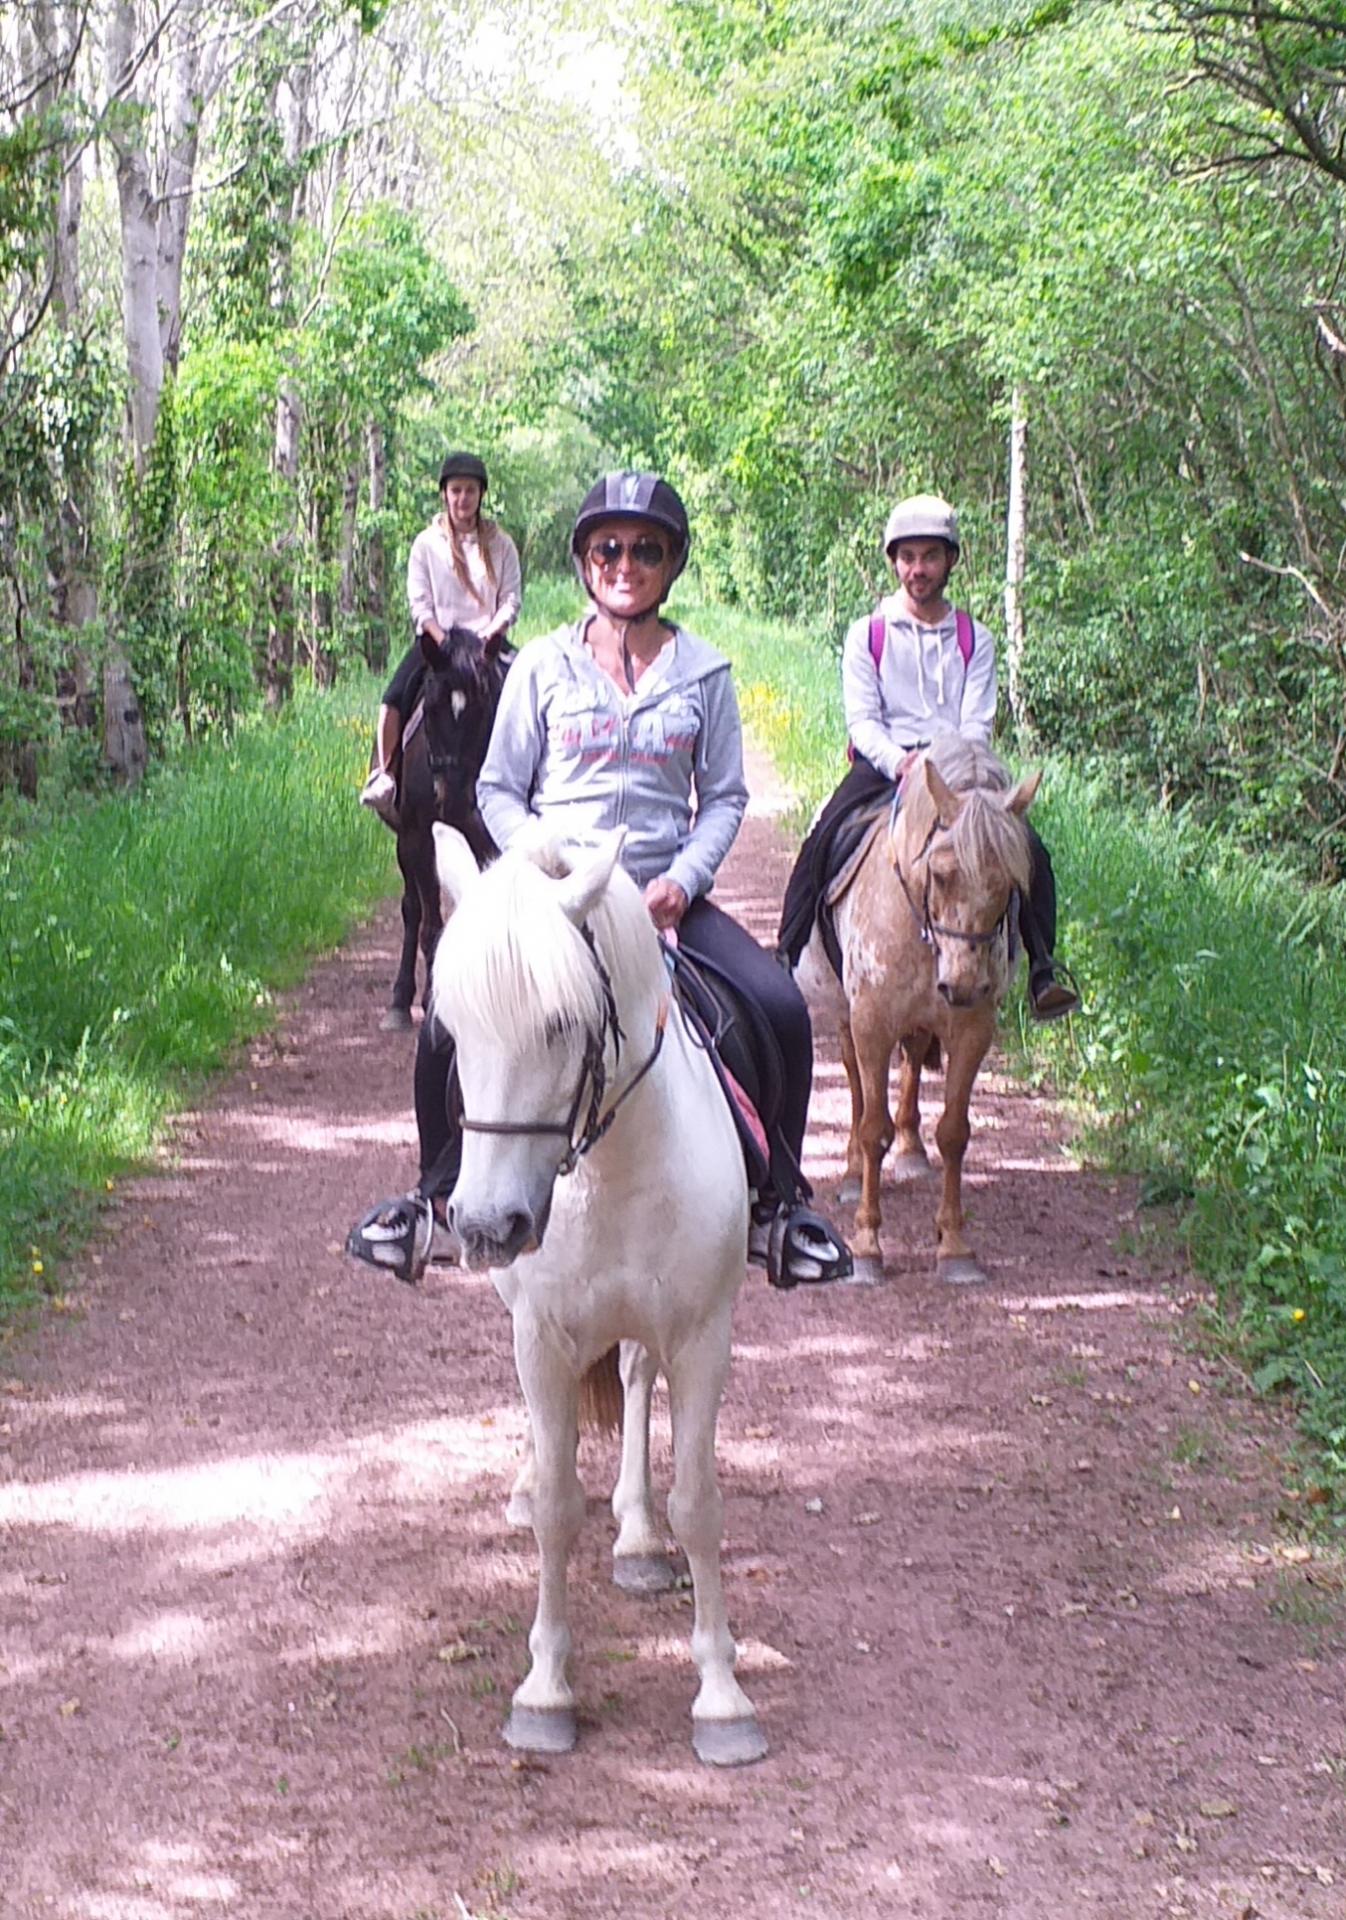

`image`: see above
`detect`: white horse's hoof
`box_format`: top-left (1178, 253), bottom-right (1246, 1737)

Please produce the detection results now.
top-left (890, 1152), bottom-right (933, 1183)
top-left (847, 1255), bottom-right (884, 1286)
top-left (379, 1007), bottom-right (414, 1032)
top-left (839, 1176), bottom-right (862, 1205)
top-left (693, 1715), bottom-right (769, 1767)
top-left (504, 1704), bottom-right (577, 1754)
top-left (613, 1552), bottom-right (677, 1594)
top-left (938, 1255), bottom-right (989, 1285)
top-left (504, 1492), bottom-right (534, 1530)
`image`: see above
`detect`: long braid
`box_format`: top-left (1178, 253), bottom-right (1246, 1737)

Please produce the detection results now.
top-left (443, 506), bottom-right (499, 607)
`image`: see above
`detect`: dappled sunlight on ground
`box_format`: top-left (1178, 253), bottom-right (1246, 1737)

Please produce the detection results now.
top-left (3, 748), bottom-right (1343, 1919)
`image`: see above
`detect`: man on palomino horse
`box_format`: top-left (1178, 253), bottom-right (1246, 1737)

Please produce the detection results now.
top-left (346, 471), bottom-right (852, 1291)
top-left (360, 451), bottom-right (522, 824)
top-left (776, 493), bottom-right (1080, 1023)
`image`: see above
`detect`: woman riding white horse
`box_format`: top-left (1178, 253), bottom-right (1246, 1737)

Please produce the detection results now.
top-left (346, 471), bottom-right (850, 1291)
top-left (430, 818), bottom-right (766, 1761)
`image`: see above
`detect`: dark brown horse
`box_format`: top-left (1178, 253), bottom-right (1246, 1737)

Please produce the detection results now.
top-left (382, 626), bottom-right (512, 1031)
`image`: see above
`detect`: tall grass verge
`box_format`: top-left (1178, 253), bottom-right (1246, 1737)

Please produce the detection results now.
top-left (0, 678), bottom-right (394, 1321)
top-left (686, 594), bottom-right (1346, 1507)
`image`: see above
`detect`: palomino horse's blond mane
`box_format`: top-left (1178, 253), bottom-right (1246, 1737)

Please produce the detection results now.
top-left (892, 731), bottom-right (1033, 897)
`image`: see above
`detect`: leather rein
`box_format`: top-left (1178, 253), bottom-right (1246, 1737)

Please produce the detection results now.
top-left (454, 924), bottom-right (669, 1177)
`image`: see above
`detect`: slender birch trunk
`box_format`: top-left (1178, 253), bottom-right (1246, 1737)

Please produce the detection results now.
top-left (1004, 390), bottom-right (1033, 750)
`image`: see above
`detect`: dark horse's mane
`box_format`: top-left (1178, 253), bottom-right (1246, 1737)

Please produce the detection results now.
top-left (382, 624), bottom-right (512, 1030)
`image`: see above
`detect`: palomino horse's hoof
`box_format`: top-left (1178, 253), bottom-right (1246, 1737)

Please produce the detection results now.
top-left (504, 1704), bottom-right (577, 1755)
top-left (937, 1254), bottom-right (989, 1286)
top-left (504, 1491), bottom-right (533, 1530)
top-left (613, 1552), bottom-right (678, 1594)
top-left (890, 1151), bottom-right (933, 1183)
top-left (379, 1006), bottom-right (414, 1032)
top-left (845, 1254), bottom-right (884, 1286)
top-left (693, 1715), bottom-right (769, 1768)
top-left (839, 1176), bottom-right (862, 1206)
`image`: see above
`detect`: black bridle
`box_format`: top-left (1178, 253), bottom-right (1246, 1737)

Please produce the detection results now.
top-left (454, 925), bottom-right (668, 1177)
top-left (894, 817), bottom-right (1011, 956)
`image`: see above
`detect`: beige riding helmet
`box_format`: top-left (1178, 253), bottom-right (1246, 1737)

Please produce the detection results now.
top-left (883, 494), bottom-right (960, 555)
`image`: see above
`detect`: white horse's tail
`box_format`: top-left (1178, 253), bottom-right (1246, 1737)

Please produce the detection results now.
top-left (579, 1345), bottom-right (623, 1434)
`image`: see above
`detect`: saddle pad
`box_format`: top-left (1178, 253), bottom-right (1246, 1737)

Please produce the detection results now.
top-left (824, 808), bottom-right (888, 911)
top-left (666, 947), bottom-right (779, 1193)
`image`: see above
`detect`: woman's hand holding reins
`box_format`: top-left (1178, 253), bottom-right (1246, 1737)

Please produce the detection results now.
top-left (644, 876), bottom-right (689, 931)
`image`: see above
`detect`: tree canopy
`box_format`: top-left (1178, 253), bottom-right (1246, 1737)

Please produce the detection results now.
top-left (4, 0), bottom-right (1346, 874)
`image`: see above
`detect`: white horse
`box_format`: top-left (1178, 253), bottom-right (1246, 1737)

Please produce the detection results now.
top-left (430, 821), bottom-right (767, 1768)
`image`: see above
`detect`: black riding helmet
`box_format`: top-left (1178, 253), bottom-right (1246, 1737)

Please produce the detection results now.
top-left (571, 472), bottom-right (691, 594)
top-left (439, 450), bottom-right (489, 490)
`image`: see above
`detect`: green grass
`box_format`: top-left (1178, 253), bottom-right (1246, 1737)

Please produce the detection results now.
top-left (683, 593), bottom-right (1346, 1510)
top-left (0, 677), bottom-right (394, 1321)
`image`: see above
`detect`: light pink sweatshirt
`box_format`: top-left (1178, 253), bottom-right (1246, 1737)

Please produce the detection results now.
top-left (406, 518), bottom-right (522, 638)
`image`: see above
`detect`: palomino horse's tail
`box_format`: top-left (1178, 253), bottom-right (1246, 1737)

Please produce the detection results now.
top-left (579, 1345), bottom-right (623, 1434)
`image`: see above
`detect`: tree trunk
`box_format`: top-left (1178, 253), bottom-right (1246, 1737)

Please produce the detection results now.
top-left (309, 489), bottom-right (335, 689)
top-left (365, 418), bottom-right (387, 644)
top-left (1004, 390), bottom-right (1033, 749)
top-left (0, 514), bottom-right (39, 800)
top-left (338, 453), bottom-right (361, 628)
top-left (104, 0), bottom-right (214, 781)
top-left (102, 651), bottom-right (148, 786)
top-left (266, 381), bottom-right (303, 709)
top-left (34, 0), bottom-right (101, 746)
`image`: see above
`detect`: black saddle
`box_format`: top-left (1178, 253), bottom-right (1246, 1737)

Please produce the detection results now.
top-left (817, 791), bottom-right (892, 979)
top-left (667, 944), bottom-right (793, 1199)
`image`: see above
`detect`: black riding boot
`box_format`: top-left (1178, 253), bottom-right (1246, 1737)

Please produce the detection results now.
top-left (1020, 826), bottom-right (1081, 1022)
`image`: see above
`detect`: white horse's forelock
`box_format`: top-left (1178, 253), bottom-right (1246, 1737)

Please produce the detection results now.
top-left (433, 832), bottom-right (664, 1047)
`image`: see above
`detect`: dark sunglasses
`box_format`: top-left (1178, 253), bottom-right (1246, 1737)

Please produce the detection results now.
top-left (587, 536), bottom-right (668, 571)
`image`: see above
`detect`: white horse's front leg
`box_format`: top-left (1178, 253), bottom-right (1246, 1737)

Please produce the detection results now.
top-left (665, 1312), bottom-right (767, 1768)
top-left (506, 1425), bottom-right (535, 1530)
top-left (506, 1341), bottom-right (585, 1755)
top-left (611, 1341), bottom-right (676, 1593)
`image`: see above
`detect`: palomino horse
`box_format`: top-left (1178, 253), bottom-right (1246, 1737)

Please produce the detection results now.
top-left (381, 627), bottom-right (511, 1031)
top-left (798, 732), bottom-right (1039, 1285)
top-left (430, 821), bottom-right (766, 1768)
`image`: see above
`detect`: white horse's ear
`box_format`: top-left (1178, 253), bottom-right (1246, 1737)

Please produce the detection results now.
top-left (1006, 769), bottom-right (1043, 816)
top-left (924, 758), bottom-right (964, 829)
top-left (433, 822), bottom-right (481, 909)
top-left (555, 827), bottom-right (628, 924)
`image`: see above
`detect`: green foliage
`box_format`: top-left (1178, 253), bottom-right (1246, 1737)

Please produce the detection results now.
top-left (176, 338), bottom-right (285, 727)
top-left (302, 204), bottom-right (473, 417)
top-left (1023, 760), bottom-right (1346, 1498)
top-left (0, 677), bottom-right (393, 1317)
top-left (0, 111), bottom-right (60, 292)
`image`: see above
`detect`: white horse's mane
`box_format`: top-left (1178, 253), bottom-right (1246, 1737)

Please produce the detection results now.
top-left (433, 830), bottom-right (665, 1046)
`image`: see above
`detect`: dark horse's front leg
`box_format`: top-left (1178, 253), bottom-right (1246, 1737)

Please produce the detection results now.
top-left (382, 835), bottom-right (422, 1032)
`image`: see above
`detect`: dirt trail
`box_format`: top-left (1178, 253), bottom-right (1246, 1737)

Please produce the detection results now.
top-left (1, 751), bottom-right (1343, 1920)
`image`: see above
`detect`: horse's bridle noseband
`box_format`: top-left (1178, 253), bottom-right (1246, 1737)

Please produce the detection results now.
top-left (453, 925), bottom-right (668, 1176)
top-left (895, 816), bottom-right (1011, 956)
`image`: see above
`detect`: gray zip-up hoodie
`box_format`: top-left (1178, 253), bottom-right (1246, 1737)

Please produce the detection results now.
top-left (478, 620), bottom-right (749, 901)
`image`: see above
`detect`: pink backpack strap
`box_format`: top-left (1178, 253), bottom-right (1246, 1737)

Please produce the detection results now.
top-left (955, 608), bottom-right (974, 666)
top-left (869, 607), bottom-right (975, 670)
